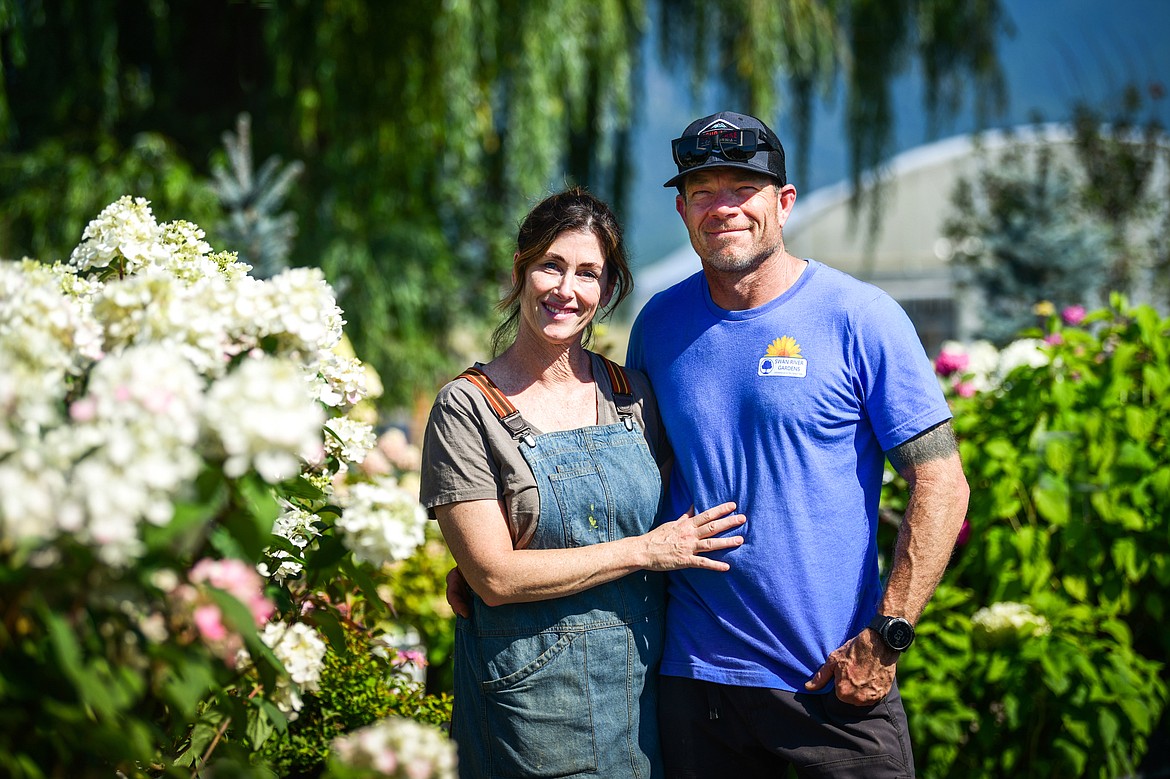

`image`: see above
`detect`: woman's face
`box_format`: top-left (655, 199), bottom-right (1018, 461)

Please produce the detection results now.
top-left (517, 229), bottom-right (612, 347)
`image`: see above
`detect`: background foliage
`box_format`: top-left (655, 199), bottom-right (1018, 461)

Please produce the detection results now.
top-left (891, 300), bottom-right (1170, 777)
top-left (0, 0), bottom-right (1008, 408)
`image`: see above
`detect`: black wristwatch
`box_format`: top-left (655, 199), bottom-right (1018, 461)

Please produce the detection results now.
top-left (868, 614), bottom-right (915, 651)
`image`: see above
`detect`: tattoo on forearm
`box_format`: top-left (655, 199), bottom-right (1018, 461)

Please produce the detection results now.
top-left (887, 422), bottom-right (958, 473)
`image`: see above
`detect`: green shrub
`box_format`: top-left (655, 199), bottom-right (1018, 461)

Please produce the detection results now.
top-left (890, 298), bottom-right (1170, 776)
top-left (258, 621), bottom-right (452, 778)
top-left (902, 586), bottom-right (1164, 778)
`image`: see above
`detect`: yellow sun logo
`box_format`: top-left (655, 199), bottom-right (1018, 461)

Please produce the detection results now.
top-left (765, 336), bottom-right (802, 358)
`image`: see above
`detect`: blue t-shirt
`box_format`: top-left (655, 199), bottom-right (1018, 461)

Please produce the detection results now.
top-left (626, 260), bottom-right (951, 691)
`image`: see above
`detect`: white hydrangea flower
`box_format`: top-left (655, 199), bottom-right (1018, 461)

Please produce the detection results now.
top-left (156, 220), bottom-right (254, 286)
top-left (273, 504), bottom-right (322, 550)
top-left (69, 196), bottom-right (169, 274)
top-left (335, 477), bottom-right (427, 566)
top-left (971, 601), bottom-right (1050, 645)
top-left (0, 442), bottom-right (71, 554)
top-left (256, 267), bottom-right (345, 358)
top-left (3, 197), bottom-right (368, 570)
top-left (316, 352), bottom-right (370, 408)
top-left (0, 262), bottom-right (102, 438)
top-left (54, 345), bottom-right (206, 565)
top-left (330, 717), bottom-right (457, 778)
top-left (159, 219), bottom-right (213, 273)
top-left (325, 417), bottom-right (377, 465)
top-left (260, 621), bottom-right (328, 720)
top-left (203, 354), bottom-right (325, 483)
top-left (257, 549), bottom-right (304, 583)
top-left (258, 504), bottom-right (323, 583)
top-left (997, 338), bottom-right (1049, 377)
top-left (91, 268), bottom-right (246, 378)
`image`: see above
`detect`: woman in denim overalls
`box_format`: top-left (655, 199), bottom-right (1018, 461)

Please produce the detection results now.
top-left (421, 189), bottom-right (744, 779)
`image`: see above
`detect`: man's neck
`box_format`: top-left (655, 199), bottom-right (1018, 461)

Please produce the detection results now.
top-left (704, 251), bottom-right (806, 311)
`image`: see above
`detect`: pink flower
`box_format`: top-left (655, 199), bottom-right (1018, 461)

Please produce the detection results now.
top-left (1061, 305), bottom-right (1086, 326)
top-left (194, 604), bottom-right (228, 642)
top-left (189, 558), bottom-right (275, 625)
top-left (1044, 332), bottom-right (1063, 346)
top-left (953, 381), bottom-right (977, 398)
top-left (395, 649), bottom-right (428, 668)
top-left (934, 348), bottom-right (969, 378)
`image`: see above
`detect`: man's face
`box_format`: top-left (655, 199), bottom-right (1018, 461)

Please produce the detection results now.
top-left (675, 168), bottom-right (796, 274)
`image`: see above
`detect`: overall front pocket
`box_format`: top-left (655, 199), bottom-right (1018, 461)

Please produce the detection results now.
top-left (480, 629), bottom-right (597, 778)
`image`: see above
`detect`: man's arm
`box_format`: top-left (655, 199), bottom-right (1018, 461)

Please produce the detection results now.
top-left (805, 421), bottom-right (970, 705)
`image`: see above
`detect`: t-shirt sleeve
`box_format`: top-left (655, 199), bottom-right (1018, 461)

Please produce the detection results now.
top-left (852, 293), bottom-right (952, 452)
top-left (419, 383), bottom-right (504, 518)
top-left (626, 364), bottom-right (673, 471)
top-left (626, 307), bottom-right (649, 374)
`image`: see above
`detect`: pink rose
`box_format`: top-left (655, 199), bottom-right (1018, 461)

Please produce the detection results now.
top-left (934, 348), bottom-right (970, 378)
top-left (1061, 305), bottom-right (1086, 326)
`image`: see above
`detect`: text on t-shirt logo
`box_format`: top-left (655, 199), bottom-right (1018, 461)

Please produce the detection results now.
top-left (758, 336), bottom-right (807, 378)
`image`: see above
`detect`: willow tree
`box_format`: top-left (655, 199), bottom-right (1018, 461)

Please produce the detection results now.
top-left (0, 0), bottom-right (1008, 407)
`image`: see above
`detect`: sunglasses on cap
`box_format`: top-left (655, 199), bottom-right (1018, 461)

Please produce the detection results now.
top-left (671, 128), bottom-right (777, 168)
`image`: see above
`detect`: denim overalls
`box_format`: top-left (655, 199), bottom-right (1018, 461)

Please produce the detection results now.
top-left (452, 361), bottom-right (666, 779)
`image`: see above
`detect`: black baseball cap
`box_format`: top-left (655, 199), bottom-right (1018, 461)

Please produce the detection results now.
top-left (663, 110), bottom-right (787, 188)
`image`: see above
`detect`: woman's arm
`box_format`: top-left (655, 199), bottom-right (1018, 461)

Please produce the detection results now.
top-left (436, 499), bottom-right (744, 607)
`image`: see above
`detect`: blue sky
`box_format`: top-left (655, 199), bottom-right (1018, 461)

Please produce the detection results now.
top-left (626, 0), bottom-right (1170, 267)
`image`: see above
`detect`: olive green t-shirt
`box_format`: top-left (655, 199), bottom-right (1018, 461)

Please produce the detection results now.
top-left (419, 352), bottom-right (671, 549)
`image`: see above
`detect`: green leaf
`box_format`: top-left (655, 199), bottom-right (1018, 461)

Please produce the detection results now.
top-left (144, 480), bottom-right (227, 555)
top-left (1033, 475), bottom-right (1070, 525)
top-left (280, 475), bottom-right (327, 502)
top-left (1117, 441), bottom-right (1156, 471)
top-left (174, 719), bottom-right (221, 768)
top-left (161, 659), bottom-right (219, 720)
top-left (219, 474), bottom-right (281, 559)
top-left (206, 588), bottom-right (280, 691)
top-left (1062, 575), bottom-right (1088, 602)
top-left (1053, 736), bottom-right (1089, 776)
top-left (1111, 538), bottom-right (1144, 581)
top-left (309, 533), bottom-right (350, 570)
top-left (1124, 407), bottom-right (1156, 442)
top-left (246, 701), bottom-right (276, 749)
top-left (309, 607), bottom-right (348, 654)
top-left (344, 560), bottom-right (391, 618)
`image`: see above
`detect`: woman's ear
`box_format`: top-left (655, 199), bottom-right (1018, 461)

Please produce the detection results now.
top-left (511, 252), bottom-right (520, 286)
top-left (600, 276), bottom-right (616, 309)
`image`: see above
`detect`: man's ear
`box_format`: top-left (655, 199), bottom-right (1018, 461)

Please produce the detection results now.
top-left (777, 184), bottom-right (798, 224)
top-left (676, 193), bottom-right (686, 220)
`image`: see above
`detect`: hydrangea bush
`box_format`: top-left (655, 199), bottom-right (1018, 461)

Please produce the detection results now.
top-left (888, 297), bottom-right (1169, 777)
top-left (0, 197), bottom-right (454, 777)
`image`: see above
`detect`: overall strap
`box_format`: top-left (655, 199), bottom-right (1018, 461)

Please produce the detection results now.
top-left (456, 367), bottom-right (537, 448)
top-left (599, 355), bottom-right (636, 431)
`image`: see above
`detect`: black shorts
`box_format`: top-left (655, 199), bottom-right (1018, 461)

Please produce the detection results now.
top-left (658, 676), bottom-right (915, 779)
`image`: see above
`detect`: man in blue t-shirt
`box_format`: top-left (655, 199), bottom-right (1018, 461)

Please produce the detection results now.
top-left (626, 110), bottom-right (970, 778)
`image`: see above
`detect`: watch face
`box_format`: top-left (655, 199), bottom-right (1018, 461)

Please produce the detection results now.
top-left (886, 619), bottom-right (914, 650)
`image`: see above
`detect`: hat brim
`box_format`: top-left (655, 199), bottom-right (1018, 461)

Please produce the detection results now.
top-left (663, 158), bottom-right (782, 188)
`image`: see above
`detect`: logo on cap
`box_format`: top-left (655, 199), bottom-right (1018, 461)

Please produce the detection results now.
top-left (699, 119), bottom-right (739, 134)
